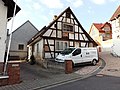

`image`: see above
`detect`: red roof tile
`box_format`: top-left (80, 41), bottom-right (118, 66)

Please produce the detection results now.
top-left (93, 23), bottom-right (104, 32)
top-left (101, 22), bottom-right (112, 29)
top-left (110, 5), bottom-right (120, 21)
top-left (93, 22), bottom-right (111, 33)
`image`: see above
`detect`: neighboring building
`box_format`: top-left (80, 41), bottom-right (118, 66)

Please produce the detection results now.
top-left (0, 0), bottom-right (20, 73)
top-left (110, 5), bottom-right (120, 56)
top-left (7, 20), bottom-right (39, 60)
top-left (89, 22), bottom-right (112, 51)
top-left (27, 7), bottom-right (98, 64)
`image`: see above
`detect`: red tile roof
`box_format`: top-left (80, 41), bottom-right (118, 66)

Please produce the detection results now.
top-left (101, 22), bottom-right (111, 29)
top-left (93, 22), bottom-right (111, 33)
top-left (93, 23), bottom-right (105, 32)
top-left (110, 5), bottom-right (120, 21)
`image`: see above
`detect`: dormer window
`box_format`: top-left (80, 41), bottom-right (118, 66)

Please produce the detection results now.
top-left (63, 23), bottom-right (73, 32)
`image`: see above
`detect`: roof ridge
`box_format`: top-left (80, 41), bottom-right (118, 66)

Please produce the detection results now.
top-left (110, 5), bottom-right (120, 21)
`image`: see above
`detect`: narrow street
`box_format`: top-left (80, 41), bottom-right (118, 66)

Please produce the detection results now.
top-left (46, 75), bottom-right (120, 90)
top-left (43, 52), bottom-right (120, 90)
top-left (1, 52), bottom-right (120, 90)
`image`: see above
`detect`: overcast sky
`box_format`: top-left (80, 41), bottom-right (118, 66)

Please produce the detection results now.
top-left (7, 0), bottom-right (120, 33)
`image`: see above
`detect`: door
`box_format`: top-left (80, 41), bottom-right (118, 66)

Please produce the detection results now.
top-left (71, 48), bottom-right (82, 64)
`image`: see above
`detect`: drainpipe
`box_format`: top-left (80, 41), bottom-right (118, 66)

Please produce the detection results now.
top-left (3, 0), bottom-right (17, 75)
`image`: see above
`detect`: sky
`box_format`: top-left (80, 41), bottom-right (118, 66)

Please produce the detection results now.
top-left (7, 0), bottom-right (120, 33)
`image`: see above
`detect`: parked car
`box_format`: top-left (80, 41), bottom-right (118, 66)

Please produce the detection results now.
top-left (55, 47), bottom-right (99, 66)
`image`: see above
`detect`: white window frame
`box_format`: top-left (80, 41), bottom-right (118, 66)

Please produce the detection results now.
top-left (63, 23), bottom-right (74, 32)
top-left (56, 41), bottom-right (68, 51)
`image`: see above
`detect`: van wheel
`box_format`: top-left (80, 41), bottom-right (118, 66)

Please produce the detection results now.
top-left (92, 59), bottom-right (97, 66)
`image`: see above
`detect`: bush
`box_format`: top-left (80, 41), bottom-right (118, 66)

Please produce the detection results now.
top-left (30, 55), bottom-right (36, 65)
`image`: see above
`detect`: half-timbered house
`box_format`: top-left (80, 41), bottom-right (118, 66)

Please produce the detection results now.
top-left (27, 7), bottom-right (97, 63)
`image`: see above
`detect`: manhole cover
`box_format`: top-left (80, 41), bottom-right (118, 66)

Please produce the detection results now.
top-left (107, 69), bottom-right (118, 72)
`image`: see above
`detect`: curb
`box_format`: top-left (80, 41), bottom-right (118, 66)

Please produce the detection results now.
top-left (33, 58), bottom-right (106, 90)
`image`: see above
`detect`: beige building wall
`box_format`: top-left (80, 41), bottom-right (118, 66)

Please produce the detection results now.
top-left (89, 24), bottom-right (113, 52)
top-left (89, 25), bottom-right (102, 45)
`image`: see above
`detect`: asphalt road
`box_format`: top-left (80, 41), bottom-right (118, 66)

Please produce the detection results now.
top-left (46, 75), bottom-right (120, 90)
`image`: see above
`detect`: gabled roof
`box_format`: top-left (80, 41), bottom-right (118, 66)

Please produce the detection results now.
top-left (101, 22), bottom-right (111, 29)
top-left (93, 23), bottom-right (104, 32)
top-left (10, 20), bottom-right (39, 35)
top-left (110, 5), bottom-right (120, 21)
top-left (92, 22), bottom-right (111, 33)
top-left (28, 7), bottom-right (97, 46)
top-left (2, 0), bottom-right (21, 19)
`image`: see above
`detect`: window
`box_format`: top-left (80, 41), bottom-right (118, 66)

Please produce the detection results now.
top-left (106, 33), bottom-right (110, 38)
top-left (72, 49), bottom-right (81, 56)
top-left (56, 42), bottom-right (59, 50)
top-left (63, 23), bottom-right (73, 32)
top-left (56, 41), bottom-right (68, 50)
top-left (37, 43), bottom-right (39, 53)
top-left (64, 42), bottom-right (67, 49)
top-left (60, 48), bottom-right (75, 55)
top-left (104, 27), bottom-right (110, 31)
top-left (66, 12), bottom-right (71, 18)
top-left (18, 44), bottom-right (24, 50)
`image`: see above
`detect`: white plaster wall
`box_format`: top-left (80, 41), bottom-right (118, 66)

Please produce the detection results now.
top-left (33, 39), bottom-right (43, 60)
top-left (0, 1), bottom-right (7, 62)
top-left (110, 19), bottom-right (120, 56)
top-left (111, 39), bottom-right (120, 56)
top-left (28, 46), bottom-right (32, 59)
top-left (111, 18), bottom-right (120, 39)
top-left (75, 42), bottom-right (79, 48)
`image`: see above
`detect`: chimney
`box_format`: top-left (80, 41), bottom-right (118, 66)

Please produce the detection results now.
top-left (53, 15), bottom-right (57, 20)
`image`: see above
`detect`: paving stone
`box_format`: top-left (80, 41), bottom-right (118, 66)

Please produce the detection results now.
top-left (0, 58), bottom-right (102, 90)
top-left (98, 52), bottom-right (120, 77)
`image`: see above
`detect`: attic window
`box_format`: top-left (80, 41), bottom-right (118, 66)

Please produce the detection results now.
top-left (66, 12), bottom-right (71, 18)
top-left (63, 23), bottom-right (73, 32)
top-left (18, 44), bottom-right (24, 50)
top-left (104, 27), bottom-right (110, 31)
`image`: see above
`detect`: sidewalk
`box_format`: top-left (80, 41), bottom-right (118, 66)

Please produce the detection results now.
top-left (0, 59), bottom-right (102, 90)
top-left (98, 52), bottom-right (120, 77)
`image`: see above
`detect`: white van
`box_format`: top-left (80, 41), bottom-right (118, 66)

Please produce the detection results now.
top-left (55, 47), bottom-right (99, 66)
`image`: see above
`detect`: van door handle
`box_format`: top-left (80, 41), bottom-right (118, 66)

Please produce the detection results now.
top-left (81, 55), bottom-right (82, 57)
